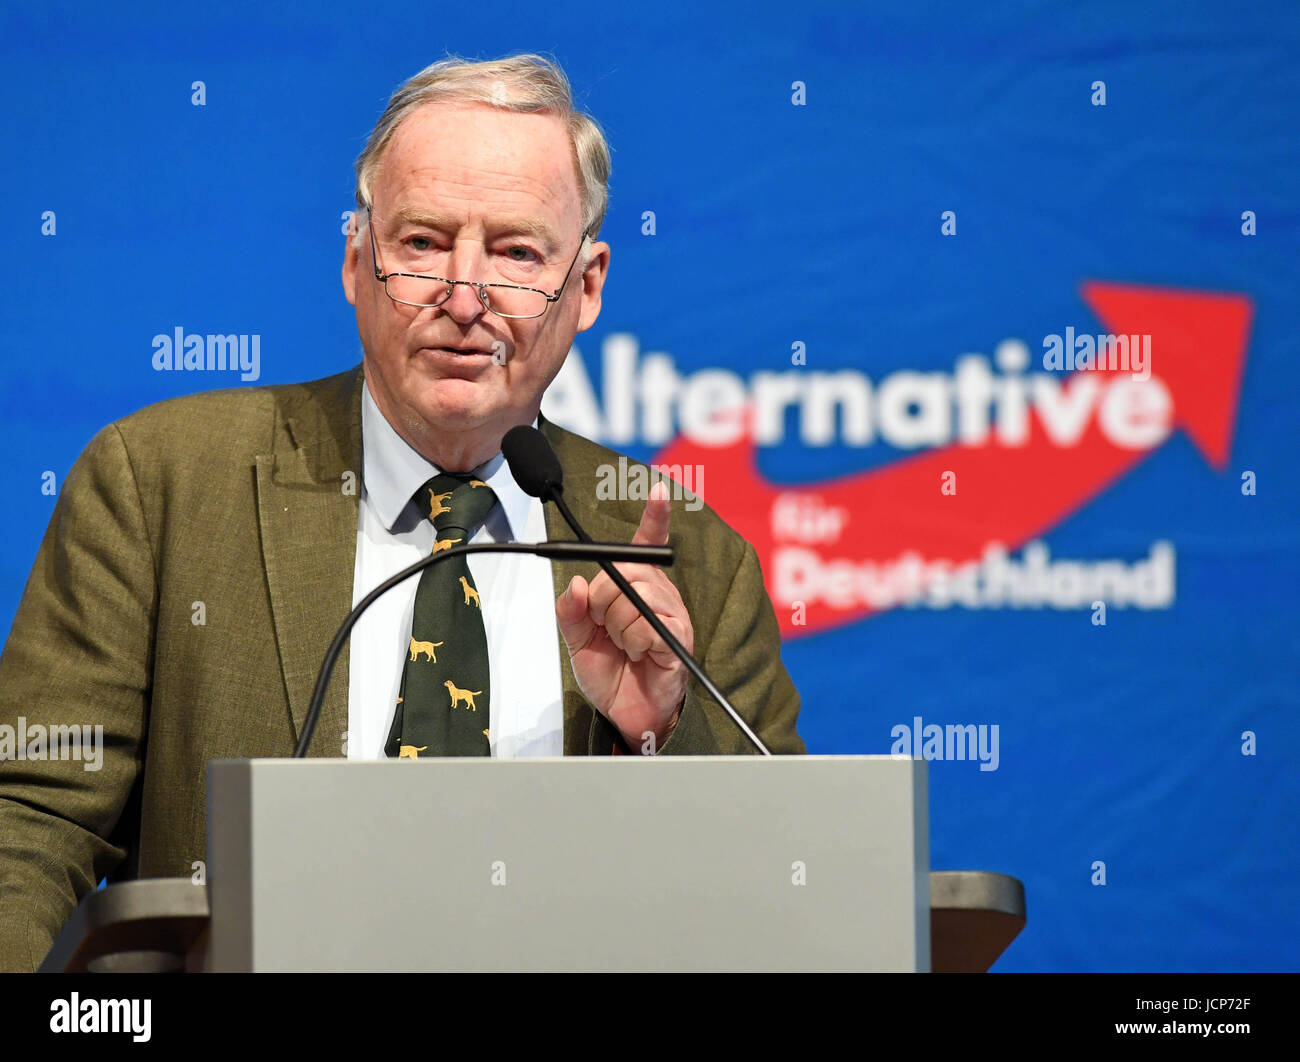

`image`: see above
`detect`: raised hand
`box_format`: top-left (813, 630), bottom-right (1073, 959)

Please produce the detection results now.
top-left (554, 480), bottom-right (693, 751)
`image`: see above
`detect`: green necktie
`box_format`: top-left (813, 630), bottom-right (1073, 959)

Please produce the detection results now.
top-left (385, 473), bottom-right (498, 758)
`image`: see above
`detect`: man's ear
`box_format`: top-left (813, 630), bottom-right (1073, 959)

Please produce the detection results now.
top-left (342, 212), bottom-right (361, 306)
top-left (576, 240), bottom-right (610, 333)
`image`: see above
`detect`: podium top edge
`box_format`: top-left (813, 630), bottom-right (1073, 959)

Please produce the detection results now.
top-left (208, 755), bottom-right (923, 766)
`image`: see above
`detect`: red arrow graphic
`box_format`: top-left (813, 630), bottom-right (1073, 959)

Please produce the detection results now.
top-left (652, 282), bottom-right (1253, 636)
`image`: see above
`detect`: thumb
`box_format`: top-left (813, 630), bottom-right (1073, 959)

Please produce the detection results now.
top-left (555, 574), bottom-right (597, 653)
top-left (632, 478), bottom-right (672, 546)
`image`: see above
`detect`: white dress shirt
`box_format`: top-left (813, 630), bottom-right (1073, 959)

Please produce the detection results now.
top-left (347, 381), bottom-right (565, 759)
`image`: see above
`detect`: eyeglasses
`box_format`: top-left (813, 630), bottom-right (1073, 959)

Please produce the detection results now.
top-left (366, 205), bottom-right (589, 320)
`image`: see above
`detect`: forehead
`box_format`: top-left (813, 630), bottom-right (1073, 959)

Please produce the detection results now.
top-left (373, 101), bottom-right (583, 235)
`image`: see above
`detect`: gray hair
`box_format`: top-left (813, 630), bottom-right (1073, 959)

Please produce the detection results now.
top-left (353, 53), bottom-right (611, 250)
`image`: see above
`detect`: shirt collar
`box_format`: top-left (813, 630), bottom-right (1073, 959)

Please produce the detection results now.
top-left (360, 379), bottom-right (534, 539)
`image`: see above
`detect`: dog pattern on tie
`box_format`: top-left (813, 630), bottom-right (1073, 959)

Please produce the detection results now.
top-left (385, 473), bottom-right (497, 758)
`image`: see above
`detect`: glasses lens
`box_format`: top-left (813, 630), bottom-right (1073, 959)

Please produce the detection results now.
top-left (385, 275), bottom-right (454, 307)
top-left (480, 285), bottom-right (549, 318)
top-left (382, 275), bottom-right (549, 318)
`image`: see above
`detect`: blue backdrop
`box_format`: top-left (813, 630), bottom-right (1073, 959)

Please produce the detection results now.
top-left (2, 1), bottom-right (1296, 971)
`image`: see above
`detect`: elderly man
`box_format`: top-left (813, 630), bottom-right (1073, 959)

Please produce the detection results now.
top-left (0, 53), bottom-right (803, 971)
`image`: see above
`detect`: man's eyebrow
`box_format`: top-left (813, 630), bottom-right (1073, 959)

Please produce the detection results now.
top-left (391, 207), bottom-right (459, 231)
top-left (492, 217), bottom-right (562, 254)
top-left (390, 208), bottom-right (562, 255)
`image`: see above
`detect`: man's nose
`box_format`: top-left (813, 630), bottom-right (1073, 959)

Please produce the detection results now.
top-left (439, 279), bottom-right (487, 323)
top-left (437, 244), bottom-right (489, 322)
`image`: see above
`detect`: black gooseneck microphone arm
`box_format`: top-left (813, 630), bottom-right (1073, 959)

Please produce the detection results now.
top-left (293, 540), bottom-right (673, 758)
top-left (503, 426), bottom-right (771, 756)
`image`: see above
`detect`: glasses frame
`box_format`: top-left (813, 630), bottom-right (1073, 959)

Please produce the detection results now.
top-left (365, 205), bottom-right (590, 320)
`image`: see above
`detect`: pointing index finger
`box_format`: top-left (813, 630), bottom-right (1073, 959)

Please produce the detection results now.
top-left (632, 478), bottom-right (672, 546)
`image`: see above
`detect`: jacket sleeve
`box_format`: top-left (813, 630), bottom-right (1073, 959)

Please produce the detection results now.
top-left (0, 424), bottom-right (155, 971)
top-left (654, 539), bottom-right (805, 756)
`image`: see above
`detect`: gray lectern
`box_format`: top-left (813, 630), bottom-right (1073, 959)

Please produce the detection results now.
top-left (40, 755), bottom-right (1026, 972)
top-left (207, 755), bottom-right (928, 972)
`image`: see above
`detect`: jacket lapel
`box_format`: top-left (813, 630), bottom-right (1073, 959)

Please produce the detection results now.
top-left (255, 367), bottom-right (365, 755)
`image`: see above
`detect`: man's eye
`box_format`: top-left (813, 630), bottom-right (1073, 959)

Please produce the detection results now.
top-left (408, 236), bottom-right (433, 252)
top-left (505, 246), bottom-right (539, 263)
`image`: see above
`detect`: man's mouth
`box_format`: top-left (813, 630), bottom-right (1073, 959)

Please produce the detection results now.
top-left (425, 346), bottom-right (491, 357)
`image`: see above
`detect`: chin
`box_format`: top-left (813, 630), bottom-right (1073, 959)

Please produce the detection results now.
top-left (406, 380), bottom-right (498, 430)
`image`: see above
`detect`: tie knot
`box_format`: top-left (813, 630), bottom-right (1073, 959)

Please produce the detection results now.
top-left (417, 473), bottom-right (498, 537)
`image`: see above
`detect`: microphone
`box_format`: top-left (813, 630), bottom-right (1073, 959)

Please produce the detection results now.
top-left (502, 426), bottom-right (564, 501)
top-left (294, 540), bottom-right (672, 758)
top-left (502, 425), bottom-right (772, 756)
